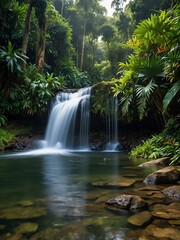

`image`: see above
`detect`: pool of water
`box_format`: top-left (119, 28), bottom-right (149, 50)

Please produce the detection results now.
top-left (0, 151), bottom-right (160, 239)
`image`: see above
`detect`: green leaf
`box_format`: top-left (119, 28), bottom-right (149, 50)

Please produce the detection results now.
top-left (163, 80), bottom-right (180, 111)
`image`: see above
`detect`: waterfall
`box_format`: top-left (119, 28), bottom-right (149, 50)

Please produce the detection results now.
top-left (44, 87), bottom-right (91, 150)
top-left (105, 96), bottom-right (120, 151)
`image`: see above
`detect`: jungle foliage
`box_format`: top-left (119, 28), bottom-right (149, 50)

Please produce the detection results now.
top-left (130, 116), bottom-right (180, 164)
top-left (112, 5), bottom-right (180, 125)
top-left (0, 0), bottom-right (179, 133)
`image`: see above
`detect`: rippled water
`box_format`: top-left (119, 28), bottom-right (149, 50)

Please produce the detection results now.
top-left (0, 151), bottom-right (159, 239)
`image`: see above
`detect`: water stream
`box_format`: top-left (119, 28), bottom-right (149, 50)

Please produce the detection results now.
top-left (43, 87), bottom-right (119, 151)
top-left (43, 87), bottom-right (91, 150)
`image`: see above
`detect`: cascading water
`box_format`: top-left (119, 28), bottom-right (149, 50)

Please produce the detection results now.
top-left (43, 87), bottom-right (91, 150)
top-left (105, 96), bottom-right (120, 151)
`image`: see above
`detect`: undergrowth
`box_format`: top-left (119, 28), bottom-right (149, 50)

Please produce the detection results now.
top-left (130, 115), bottom-right (180, 165)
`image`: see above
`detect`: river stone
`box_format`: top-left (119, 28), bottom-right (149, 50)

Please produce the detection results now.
top-left (95, 193), bottom-right (120, 203)
top-left (15, 222), bottom-right (38, 234)
top-left (30, 223), bottom-right (88, 240)
top-left (128, 211), bottom-right (152, 227)
top-left (30, 228), bottom-right (62, 240)
top-left (139, 157), bottom-right (170, 167)
top-left (143, 166), bottom-right (180, 184)
top-left (105, 194), bottom-right (147, 210)
top-left (84, 190), bottom-right (110, 200)
top-left (0, 207), bottom-right (46, 220)
top-left (91, 177), bottom-right (136, 188)
top-left (162, 185), bottom-right (180, 199)
top-left (140, 224), bottom-right (180, 240)
top-left (18, 200), bottom-right (34, 207)
top-left (107, 177), bottom-right (136, 187)
top-left (168, 220), bottom-right (180, 226)
top-left (151, 203), bottom-right (180, 219)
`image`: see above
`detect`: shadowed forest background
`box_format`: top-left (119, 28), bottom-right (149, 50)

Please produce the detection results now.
top-left (0, 0), bottom-right (179, 162)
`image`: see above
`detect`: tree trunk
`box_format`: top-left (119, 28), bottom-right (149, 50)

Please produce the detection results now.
top-left (80, 19), bottom-right (87, 71)
top-left (36, 16), bottom-right (46, 73)
top-left (22, 1), bottom-right (33, 68)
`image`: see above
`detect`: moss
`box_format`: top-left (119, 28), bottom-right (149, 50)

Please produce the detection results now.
top-left (0, 122), bottom-right (33, 151)
top-left (0, 129), bottom-right (15, 150)
top-left (91, 80), bottom-right (119, 114)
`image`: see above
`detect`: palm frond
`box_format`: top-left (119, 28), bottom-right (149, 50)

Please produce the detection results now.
top-left (135, 81), bottom-right (157, 120)
top-left (120, 93), bottom-right (133, 117)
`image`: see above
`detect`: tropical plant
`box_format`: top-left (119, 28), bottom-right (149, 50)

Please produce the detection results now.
top-left (0, 41), bottom-right (27, 89)
top-left (113, 6), bottom-right (180, 123)
top-left (20, 65), bottom-right (64, 115)
top-left (7, 64), bottom-right (64, 116)
top-left (130, 116), bottom-right (180, 164)
top-left (0, 113), bottom-right (7, 127)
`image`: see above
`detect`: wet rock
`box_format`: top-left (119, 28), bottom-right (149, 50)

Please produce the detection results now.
top-left (140, 224), bottom-right (180, 240)
top-left (128, 211), bottom-right (152, 227)
top-left (151, 203), bottom-right (180, 219)
top-left (105, 194), bottom-right (147, 210)
top-left (95, 193), bottom-right (120, 203)
top-left (0, 233), bottom-right (24, 240)
top-left (15, 222), bottom-right (38, 234)
top-left (139, 157), bottom-right (170, 167)
top-left (18, 200), bottom-right (34, 207)
top-left (168, 220), bottom-right (180, 226)
top-left (91, 177), bottom-right (136, 188)
top-left (107, 178), bottom-right (136, 188)
top-left (29, 228), bottom-right (62, 240)
top-left (144, 166), bottom-right (180, 184)
top-left (0, 207), bottom-right (46, 220)
top-left (134, 185), bottom-right (161, 191)
top-left (162, 185), bottom-right (180, 199)
top-left (30, 223), bottom-right (88, 240)
top-left (83, 190), bottom-right (110, 200)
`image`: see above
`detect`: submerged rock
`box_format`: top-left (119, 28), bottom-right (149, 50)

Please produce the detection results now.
top-left (144, 166), bottom-right (180, 184)
top-left (105, 194), bottom-right (147, 210)
top-left (128, 211), bottom-right (152, 227)
top-left (107, 178), bottom-right (136, 188)
top-left (15, 222), bottom-right (38, 234)
top-left (18, 200), bottom-right (35, 207)
top-left (162, 185), bottom-right (180, 199)
top-left (30, 223), bottom-right (88, 240)
top-left (140, 224), bottom-right (180, 240)
top-left (0, 233), bottom-right (24, 240)
top-left (91, 177), bottom-right (136, 188)
top-left (0, 207), bottom-right (46, 220)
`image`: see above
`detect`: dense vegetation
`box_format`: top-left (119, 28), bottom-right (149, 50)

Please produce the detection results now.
top-left (0, 0), bottom-right (179, 162)
top-left (130, 116), bottom-right (180, 164)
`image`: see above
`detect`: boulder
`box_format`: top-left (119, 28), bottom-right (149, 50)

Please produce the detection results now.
top-left (105, 194), bottom-right (147, 210)
top-left (144, 166), bottom-right (180, 184)
top-left (139, 157), bottom-right (170, 167)
top-left (162, 185), bottom-right (180, 199)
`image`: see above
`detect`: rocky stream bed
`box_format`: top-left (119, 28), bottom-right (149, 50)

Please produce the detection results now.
top-left (0, 156), bottom-right (180, 240)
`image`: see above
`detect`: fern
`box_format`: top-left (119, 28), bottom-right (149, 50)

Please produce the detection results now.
top-left (135, 81), bottom-right (157, 120)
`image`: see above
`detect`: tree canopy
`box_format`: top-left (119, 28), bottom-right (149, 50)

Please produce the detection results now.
top-left (0, 0), bottom-right (179, 127)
